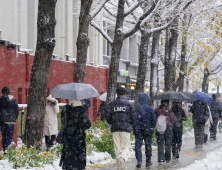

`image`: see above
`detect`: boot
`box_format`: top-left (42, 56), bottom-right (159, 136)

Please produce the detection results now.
top-left (204, 134), bottom-right (208, 143)
top-left (175, 149), bottom-right (179, 159)
top-left (136, 162), bottom-right (141, 168)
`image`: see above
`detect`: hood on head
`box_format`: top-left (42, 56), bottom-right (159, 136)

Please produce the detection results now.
top-left (138, 93), bottom-right (150, 104)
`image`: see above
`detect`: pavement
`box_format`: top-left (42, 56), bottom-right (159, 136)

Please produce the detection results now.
top-left (86, 132), bottom-right (222, 170)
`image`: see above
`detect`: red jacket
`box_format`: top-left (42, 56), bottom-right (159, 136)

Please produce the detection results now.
top-left (155, 105), bottom-right (177, 127)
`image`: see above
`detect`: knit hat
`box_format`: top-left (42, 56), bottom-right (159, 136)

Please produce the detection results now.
top-left (2, 86), bottom-right (10, 95)
top-left (116, 87), bottom-right (126, 95)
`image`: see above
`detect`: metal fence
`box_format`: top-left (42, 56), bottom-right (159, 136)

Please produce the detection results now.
top-left (18, 108), bottom-right (63, 138)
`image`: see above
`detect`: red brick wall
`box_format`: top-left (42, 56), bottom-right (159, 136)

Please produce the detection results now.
top-left (0, 45), bottom-right (108, 149)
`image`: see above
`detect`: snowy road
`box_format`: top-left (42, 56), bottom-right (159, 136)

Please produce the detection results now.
top-left (87, 132), bottom-right (222, 170)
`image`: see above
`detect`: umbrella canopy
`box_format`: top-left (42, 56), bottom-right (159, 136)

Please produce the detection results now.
top-left (153, 91), bottom-right (189, 102)
top-left (193, 91), bottom-right (214, 103)
top-left (50, 83), bottom-right (99, 101)
top-left (99, 93), bottom-right (107, 101)
top-left (180, 92), bottom-right (198, 102)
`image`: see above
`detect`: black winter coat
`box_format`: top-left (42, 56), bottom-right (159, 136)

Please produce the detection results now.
top-left (97, 101), bottom-right (106, 121)
top-left (60, 105), bottom-right (91, 170)
top-left (190, 100), bottom-right (208, 124)
top-left (107, 96), bottom-right (136, 133)
top-left (172, 105), bottom-right (187, 129)
top-left (209, 101), bottom-right (221, 119)
top-left (0, 96), bottom-right (19, 123)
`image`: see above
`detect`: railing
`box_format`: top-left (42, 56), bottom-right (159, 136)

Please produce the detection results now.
top-left (18, 104), bottom-right (66, 139)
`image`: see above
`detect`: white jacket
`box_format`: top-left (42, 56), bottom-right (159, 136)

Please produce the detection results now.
top-left (204, 106), bottom-right (213, 134)
top-left (43, 95), bottom-right (60, 136)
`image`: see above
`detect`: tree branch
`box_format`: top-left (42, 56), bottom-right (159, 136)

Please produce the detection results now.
top-left (148, 17), bottom-right (175, 33)
top-left (125, 0), bottom-right (138, 21)
top-left (90, 0), bottom-right (109, 19)
top-left (104, 5), bottom-right (136, 24)
top-left (90, 20), bottom-right (113, 44)
top-left (123, 0), bottom-right (160, 39)
top-left (124, 0), bottom-right (142, 17)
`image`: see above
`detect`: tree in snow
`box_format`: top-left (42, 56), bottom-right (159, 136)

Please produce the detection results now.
top-left (91, 0), bottom-right (170, 104)
top-left (25, 0), bottom-right (57, 148)
top-left (74, 0), bottom-right (109, 83)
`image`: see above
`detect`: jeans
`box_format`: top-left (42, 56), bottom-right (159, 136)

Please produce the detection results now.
top-left (172, 127), bottom-right (183, 154)
top-left (1, 123), bottom-right (15, 151)
top-left (156, 126), bottom-right (172, 163)
top-left (135, 134), bottom-right (152, 163)
top-left (45, 135), bottom-right (56, 148)
top-left (210, 118), bottom-right (218, 138)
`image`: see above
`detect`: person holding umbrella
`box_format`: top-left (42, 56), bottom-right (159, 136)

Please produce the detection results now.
top-left (190, 100), bottom-right (209, 148)
top-left (59, 99), bottom-right (91, 170)
top-left (97, 92), bottom-right (107, 121)
top-left (155, 100), bottom-right (177, 165)
top-left (171, 102), bottom-right (187, 159)
top-left (209, 94), bottom-right (222, 140)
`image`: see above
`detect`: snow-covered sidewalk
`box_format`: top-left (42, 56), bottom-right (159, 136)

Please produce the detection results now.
top-left (180, 147), bottom-right (222, 170)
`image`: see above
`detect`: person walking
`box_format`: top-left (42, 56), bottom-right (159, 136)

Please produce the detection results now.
top-left (133, 93), bottom-right (156, 168)
top-left (107, 87), bottom-right (136, 170)
top-left (0, 86), bottom-right (19, 154)
top-left (209, 94), bottom-right (221, 140)
top-left (97, 101), bottom-right (106, 121)
top-left (190, 100), bottom-right (208, 148)
top-left (59, 100), bottom-right (91, 170)
top-left (155, 100), bottom-right (177, 165)
top-left (171, 102), bottom-right (187, 159)
top-left (204, 103), bottom-right (213, 143)
top-left (43, 95), bottom-right (59, 151)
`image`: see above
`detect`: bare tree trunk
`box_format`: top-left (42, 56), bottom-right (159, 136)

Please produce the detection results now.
top-left (134, 29), bottom-right (151, 106)
top-left (74, 0), bottom-right (93, 83)
top-left (25, 0), bottom-right (57, 148)
top-left (150, 30), bottom-right (161, 107)
top-left (164, 19), bottom-right (179, 91)
top-left (202, 68), bottom-right (210, 93)
top-left (106, 0), bottom-right (125, 104)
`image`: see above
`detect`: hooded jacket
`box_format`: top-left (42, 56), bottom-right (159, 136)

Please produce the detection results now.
top-left (133, 93), bottom-right (156, 135)
top-left (107, 96), bottom-right (136, 133)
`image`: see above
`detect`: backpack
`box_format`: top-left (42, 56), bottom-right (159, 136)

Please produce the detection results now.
top-left (156, 111), bottom-right (171, 134)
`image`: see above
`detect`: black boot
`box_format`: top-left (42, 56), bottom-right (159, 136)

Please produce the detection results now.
top-left (204, 134), bottom-right (208, 143)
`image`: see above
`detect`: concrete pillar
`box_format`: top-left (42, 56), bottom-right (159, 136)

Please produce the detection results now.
top-left (73, 0), bottom-right (80, 59)
top-left (27, 0), bottom-right (38, 52)
top-left (65, 0), bottom-right (73, 57)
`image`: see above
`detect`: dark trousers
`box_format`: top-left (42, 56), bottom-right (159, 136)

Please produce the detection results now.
top-left (172, 127), bottom-right (183, 154)
top-left (210, 118), bottom-right (218, 138)
top-left (45, 135), bottom-right (56, 148)
top-left (193, 123), bottom-right (205, 145)
top-left (156, 126), bottom-right (172, 163)
top-left (1, 123), bottom-right (15, 151)
top-left (135, 134), bottom-right (152, 163)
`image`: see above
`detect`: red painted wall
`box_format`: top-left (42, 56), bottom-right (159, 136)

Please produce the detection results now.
top-left (0, 44), bottom-right (108, 150)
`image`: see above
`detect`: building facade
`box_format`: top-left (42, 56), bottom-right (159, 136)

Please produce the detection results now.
top-left (0, 0), bottom-right (151, 99)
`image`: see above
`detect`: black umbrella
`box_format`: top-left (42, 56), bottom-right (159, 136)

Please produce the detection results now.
top-left (153, 91), bottom-right (189, 102)
top-left (50, 83), bottom-right (99, 101)
top-left (180, 92), bottom-right (198, 102)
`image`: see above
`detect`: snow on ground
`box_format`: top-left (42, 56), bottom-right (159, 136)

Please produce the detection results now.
top-left (183, 129), bottom-right (194, 139)
top-left (179, 147), bottom-right (222, 170)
